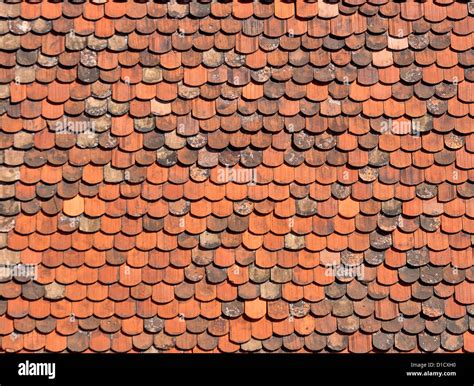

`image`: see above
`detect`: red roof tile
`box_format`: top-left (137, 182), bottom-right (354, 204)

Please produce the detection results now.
top-left (0, 0), bottom-right (472, 355)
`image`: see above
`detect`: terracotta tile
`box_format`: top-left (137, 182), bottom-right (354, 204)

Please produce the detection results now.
top-left (1, 0), bottom-right (472, 354)
top-left (45, 331), bottom-right (67, 352)
top-left (454, 281), bottom-right (474, 305)
top-left (464, 332), bottom-right (474, 353)
top-left (109, 331), bottom-right (131, 353)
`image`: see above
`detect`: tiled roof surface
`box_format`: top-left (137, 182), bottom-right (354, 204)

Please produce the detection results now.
top-left (0, 0), bottom-right (473, 353)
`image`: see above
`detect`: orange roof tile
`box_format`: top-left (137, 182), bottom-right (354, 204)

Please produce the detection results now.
top-left (0, 0), bottom-right (472, 355)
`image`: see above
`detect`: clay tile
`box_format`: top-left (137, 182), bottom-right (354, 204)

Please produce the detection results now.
top-left (454, 281), bottom-right (474, 305)
top-left (63, 195), bottom-right (84, 217)
top-left (425, 1), bottom-right (448, 22)
top-left (331, 14), bottom-right (354, 37)
top-left (458, 81), bottom-right (474, 103)
top-left (292, 0), bottom-right (316, 17)
top-left (0, 0), bottom-right (471, 354)
top-left (348, 331), bottom-right (372, 353)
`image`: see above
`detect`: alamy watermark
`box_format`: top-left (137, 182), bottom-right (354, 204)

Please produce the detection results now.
top-left (0, 263), bottom-right (37, 280)
top-left (324, 263), bottom-right (364, 280)
top-left (53, 119), bottom-right (96, 134)
top-left (380, 119), bottom-right (420, 136)
top-left (217, 167), bottom-right (257, 185)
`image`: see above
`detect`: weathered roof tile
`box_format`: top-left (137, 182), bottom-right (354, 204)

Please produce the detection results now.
top-left (0, 0), bottom-right (472, 354)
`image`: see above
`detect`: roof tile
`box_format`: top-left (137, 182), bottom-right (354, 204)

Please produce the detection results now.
top-left (0, 0), bottom-right (471, 354)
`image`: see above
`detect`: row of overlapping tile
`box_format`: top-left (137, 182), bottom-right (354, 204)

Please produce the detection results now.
top-left (0, 0), bottom-right (473, 353)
